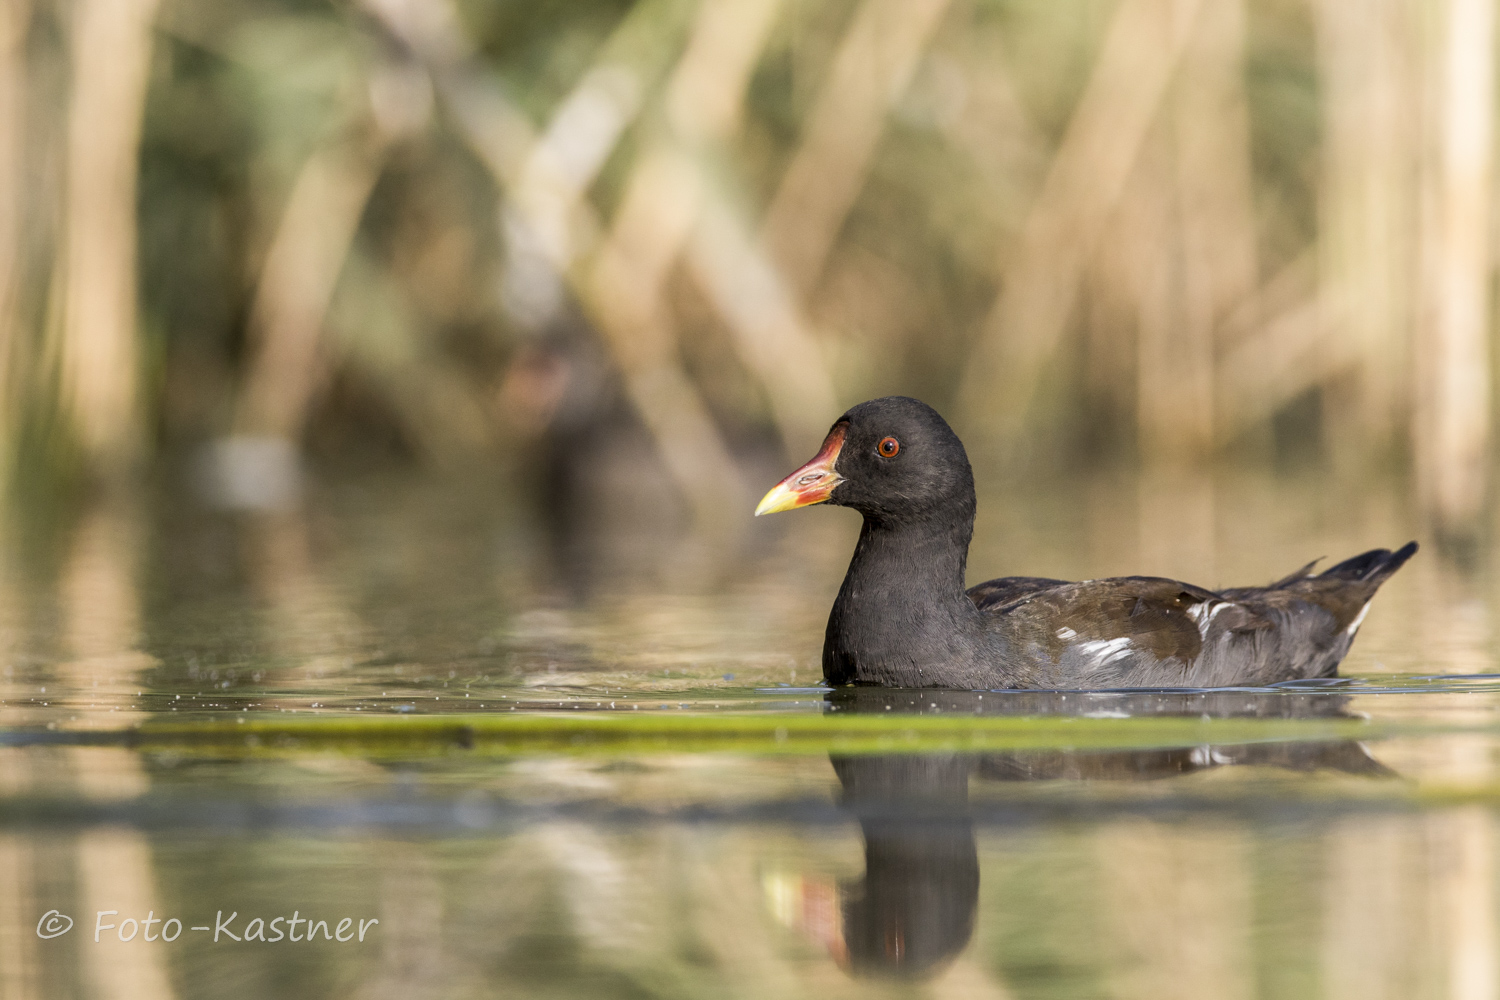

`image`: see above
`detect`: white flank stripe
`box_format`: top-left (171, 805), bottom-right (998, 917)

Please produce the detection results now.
top-left (1345, 600), bottom-right (1372, 636)
top-left (1185, 600), bottom-right (1235, 638)
top-left (1077, 637), bottom-right (1132, 665)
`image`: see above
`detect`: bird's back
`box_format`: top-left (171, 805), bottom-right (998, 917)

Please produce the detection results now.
top-left (967, 542), bottom-right (1417, 688)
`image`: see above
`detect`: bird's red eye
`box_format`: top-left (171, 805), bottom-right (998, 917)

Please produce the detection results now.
top-left (878, 436), bottom-right (900, 458)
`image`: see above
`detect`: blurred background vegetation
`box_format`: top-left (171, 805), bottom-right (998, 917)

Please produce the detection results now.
top-left (2, 0), bottom-right (1498, 546)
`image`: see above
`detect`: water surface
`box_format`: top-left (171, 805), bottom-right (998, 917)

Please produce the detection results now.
top-left (3, 465), bottom-right (1499, 999)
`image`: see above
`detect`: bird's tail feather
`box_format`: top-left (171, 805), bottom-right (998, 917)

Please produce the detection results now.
top-left (1318, 541), bottom-right (1419, 584)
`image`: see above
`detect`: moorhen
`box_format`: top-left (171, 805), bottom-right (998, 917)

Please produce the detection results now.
top-left (756, 396), bottom-right (1417, 689)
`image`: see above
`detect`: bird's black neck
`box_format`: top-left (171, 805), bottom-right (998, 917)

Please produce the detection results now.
top-left (823, 511), bottom-right (983, 686)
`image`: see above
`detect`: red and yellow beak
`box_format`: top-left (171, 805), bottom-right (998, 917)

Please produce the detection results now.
top-left (755, 424), bottom-right (847, 516)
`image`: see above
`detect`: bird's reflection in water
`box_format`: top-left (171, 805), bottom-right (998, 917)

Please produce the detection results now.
top-left (829, 753), bottom-right (979, 979)
top-left (774, 686), bottom-right (1394, 980)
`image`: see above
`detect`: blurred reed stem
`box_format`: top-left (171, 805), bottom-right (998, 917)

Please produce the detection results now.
top-left (54, 0), bottom-right (161, 475)
top-left (0, 0), bottom-right (26, 483)
top-left (0, 0), bottom-right (1492, 546)
top-left (234, 132), bottom-right (387, 441)
top-left (1415, 0), bottom-right (1497, 546)
top-left (1314, 0), bottom-right (1419, 465)
top-left (373, 0), bottom-right (758, 533)
top-left (759, 0), bottom-right (951, 301)
top-left (957, 0), bottom-right (1202, 451)
top-left (1119, 0), bottom-right (1258, 465)
top-left (579, 0), bottom-right (786, 531)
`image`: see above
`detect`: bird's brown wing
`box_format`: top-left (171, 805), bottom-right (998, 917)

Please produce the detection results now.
top-left (983, 577), bottom-right (1274, 685)
top-left (966, 576), bottom-right (1070, 611)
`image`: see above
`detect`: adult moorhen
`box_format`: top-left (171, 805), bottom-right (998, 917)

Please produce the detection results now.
top-left (756, 396), bottom-right (1417, 689)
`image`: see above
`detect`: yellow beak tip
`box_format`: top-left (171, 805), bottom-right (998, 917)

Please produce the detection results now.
top-left (754, 489), bottom-right (793, 516)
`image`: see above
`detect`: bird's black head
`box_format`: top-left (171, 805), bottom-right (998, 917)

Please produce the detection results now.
top-left (756, 396), bottom-right (975, 528)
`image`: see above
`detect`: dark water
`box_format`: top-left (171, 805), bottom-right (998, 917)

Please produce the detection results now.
top-left (2, 464), bottom-right (1499, 999)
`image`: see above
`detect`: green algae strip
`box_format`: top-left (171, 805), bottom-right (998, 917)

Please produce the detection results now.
top-left (84, 711), bottom-right (1388, 758)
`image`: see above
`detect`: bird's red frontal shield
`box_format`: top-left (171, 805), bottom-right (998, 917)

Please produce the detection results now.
top-left (755, 424), bottom-right (847, 515)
